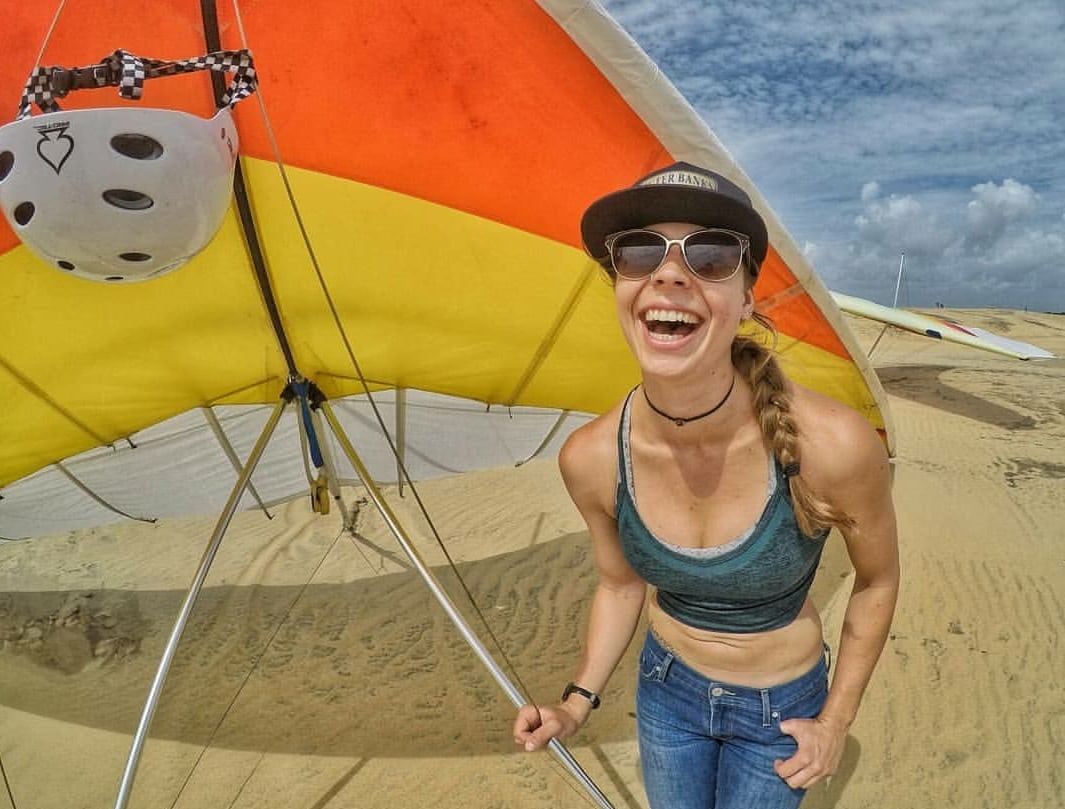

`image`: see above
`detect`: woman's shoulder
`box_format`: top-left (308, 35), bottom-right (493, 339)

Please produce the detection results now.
top-left (788, 383), bottom-right (896, 545)
top-left (560, 400), bottom-right (623, 473)
top-left (557, 398), bottom-right (626, 507)
top-left (789, 382), bottom-right (889, 480)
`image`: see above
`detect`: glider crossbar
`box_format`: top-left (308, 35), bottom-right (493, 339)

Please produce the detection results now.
top-left (318, 401), bottom-right (616, 809)
top-left (55, 461), bottom-right (156, 525)
top-left (200, 406), bottom-right (273, 518)
top-left (515, 409), bottom-right (574, 466)
top-left (113, 396), bottom-right (290, 809)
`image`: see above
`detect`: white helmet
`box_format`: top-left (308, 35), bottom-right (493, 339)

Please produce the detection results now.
top-left (0, 105), bottom-right (238, 282)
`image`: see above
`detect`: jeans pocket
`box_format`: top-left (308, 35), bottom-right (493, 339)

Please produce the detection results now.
top-left (773, 676), bottom-right (829, 729)
top-left (638, 641), bottom-right (671, 682)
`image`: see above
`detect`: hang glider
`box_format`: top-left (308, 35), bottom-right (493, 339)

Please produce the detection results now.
top-left (0, 1), bottom-right (895, 807)
top-left (0, 1), bottom-right (893, 540)
top-left (831, 291), bottom-right (1057, 361)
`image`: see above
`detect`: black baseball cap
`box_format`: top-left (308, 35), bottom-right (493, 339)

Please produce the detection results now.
top-left (580, 162), bottom-right (768, 272)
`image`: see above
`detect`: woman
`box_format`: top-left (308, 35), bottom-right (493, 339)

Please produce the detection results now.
top-left (513, 163), bottom-right (899, 809)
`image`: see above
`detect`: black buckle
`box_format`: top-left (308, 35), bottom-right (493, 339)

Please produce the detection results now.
top-left (48, 64), bottom-right (118, 97)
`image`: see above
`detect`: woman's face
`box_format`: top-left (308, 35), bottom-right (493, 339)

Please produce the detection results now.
top-left (613, 222), bottom-right (754, 380)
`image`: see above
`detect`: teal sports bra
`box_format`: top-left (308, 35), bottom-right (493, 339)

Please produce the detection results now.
top-left (615, 389), bottom-right (827, 633)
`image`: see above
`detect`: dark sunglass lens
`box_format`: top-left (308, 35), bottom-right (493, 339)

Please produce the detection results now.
top-left (612, 232), bottom-right (666, 278)
top-left (684, 231), bottom-right (743, 280)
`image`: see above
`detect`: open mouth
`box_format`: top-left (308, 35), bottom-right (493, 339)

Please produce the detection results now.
top-left (642, 308), bottom-right (702, 340)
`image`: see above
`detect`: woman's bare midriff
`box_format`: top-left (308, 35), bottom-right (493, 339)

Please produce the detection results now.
top-left (648, 593), bottom-right (826, 688)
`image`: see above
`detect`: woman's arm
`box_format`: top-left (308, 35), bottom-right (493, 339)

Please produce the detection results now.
top-left (514, 423), bottom-right (647, 751)
top-left (775, 393), bottom-right (900, 788)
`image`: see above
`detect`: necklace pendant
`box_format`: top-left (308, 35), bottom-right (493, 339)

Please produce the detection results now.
top-left (673, 418), bottom-right (686, 426)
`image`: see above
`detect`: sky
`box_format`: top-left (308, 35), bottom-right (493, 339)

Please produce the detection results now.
top-left (598, 0), bottom-right (1065, 312)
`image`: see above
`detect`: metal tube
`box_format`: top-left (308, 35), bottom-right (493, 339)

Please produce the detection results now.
top-left (200, 406), bottom-right (272, 517)
top-left (319, 401), bottom-right (615, 809)
top-left (113, 398), bottom-right (289, 809)
top-left (516, 410), bottom-right (572, 466)
top-left (394, 387), bottom-right (407, 495)
top-left (892, 253), bottom-right (905, 308)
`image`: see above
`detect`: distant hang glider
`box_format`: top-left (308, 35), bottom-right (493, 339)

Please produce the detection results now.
top-left (831, 291), bottom-right (1057, 361)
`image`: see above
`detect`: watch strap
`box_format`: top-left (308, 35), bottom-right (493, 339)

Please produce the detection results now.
top-left (561, 681), bottom-right (600, 709)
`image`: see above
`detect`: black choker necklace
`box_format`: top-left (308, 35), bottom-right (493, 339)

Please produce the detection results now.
top-left (642, 375), bottom-right (736, 426)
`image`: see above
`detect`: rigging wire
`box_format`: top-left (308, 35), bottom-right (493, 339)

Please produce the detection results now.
top-left (166, 523), bottom-right (348, 809)
top-left (203, 4), bottom-right (607, 803)
top-left (225, 0), bottom-right (542, 712)
top-left (32, 0), bottom-right (66, 67)
top-left (9, 1), bottom-right (602, 805)
top-left (0, 6), bottom-right (74, 805)
top-left (0, 9), bottom-right (64, 800)
top-left (0, 752), bottom-right (18, 809)
top-left (223, 756), bottom-right (264, 809)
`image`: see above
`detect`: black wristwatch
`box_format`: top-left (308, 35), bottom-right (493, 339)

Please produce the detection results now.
top-left (561, 682), bottom-right (601, 709)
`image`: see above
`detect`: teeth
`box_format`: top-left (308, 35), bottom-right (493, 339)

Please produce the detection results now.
top-left (644, 308), bottom-right (699, 324)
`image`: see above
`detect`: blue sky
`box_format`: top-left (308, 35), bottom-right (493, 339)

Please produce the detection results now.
top-left (599, 0), bottom-right (1065, 312)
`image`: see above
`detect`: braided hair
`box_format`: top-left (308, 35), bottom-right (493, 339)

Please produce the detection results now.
top-left (732, 312), bottom-right (855, 537)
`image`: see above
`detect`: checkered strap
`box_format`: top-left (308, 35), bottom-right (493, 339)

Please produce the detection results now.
top-left (17, 48), bottom-right (257, 120)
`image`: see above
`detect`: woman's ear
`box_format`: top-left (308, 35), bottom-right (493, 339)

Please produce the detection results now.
top-left (742, 286), bottom-right (756, 319)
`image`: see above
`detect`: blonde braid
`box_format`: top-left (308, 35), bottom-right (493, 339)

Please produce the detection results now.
top-left (732, 316), bottom-right (854, 537)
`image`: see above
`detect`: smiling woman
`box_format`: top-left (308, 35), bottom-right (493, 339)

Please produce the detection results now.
top-left (513, 163), bottom-right (900, 809)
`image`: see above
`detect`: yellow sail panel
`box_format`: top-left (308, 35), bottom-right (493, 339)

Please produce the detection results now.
top-left (0, 220), bottom-right (288, 486)
top-left (242, 158), bottom-right (641, 411)
top-left (0, 0), bottom-right (893, 496)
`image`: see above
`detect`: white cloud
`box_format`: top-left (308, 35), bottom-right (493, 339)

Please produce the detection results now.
top-left (831, 179), bottom-right (1065, 308)
top-left (854, 190), bottom-right (954, 259)
top-left (600, 0), bottom-right (1065, 309)
top-left (964, 179), bottom-right (1039, 250)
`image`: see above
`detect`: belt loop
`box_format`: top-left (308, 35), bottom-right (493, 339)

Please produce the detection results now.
top-left (657, 651), bottom-right (674, 682)
top-left (760, 688), bottom-right (772, 727)
top-left (648, 628), bottom-right (675, 682)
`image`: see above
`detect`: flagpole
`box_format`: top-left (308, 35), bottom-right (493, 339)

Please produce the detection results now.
top-left (892, 253), bottom-right (906, 308)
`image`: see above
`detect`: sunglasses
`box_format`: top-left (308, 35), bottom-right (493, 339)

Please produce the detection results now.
top-left (604, 228), bottom-right (750, 282)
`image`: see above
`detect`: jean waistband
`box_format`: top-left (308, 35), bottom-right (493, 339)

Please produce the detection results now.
top-left (643, 627), bottom-right (829, 704)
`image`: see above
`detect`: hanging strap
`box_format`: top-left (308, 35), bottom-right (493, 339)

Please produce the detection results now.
top-left (17, 48), bottom-right (257, 120)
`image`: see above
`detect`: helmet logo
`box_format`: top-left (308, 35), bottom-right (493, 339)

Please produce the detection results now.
top-left (34, 121), bottom-right (74, 175)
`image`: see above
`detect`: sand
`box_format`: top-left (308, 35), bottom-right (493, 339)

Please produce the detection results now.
top-left (1, 308), bottom-right (1063, 809)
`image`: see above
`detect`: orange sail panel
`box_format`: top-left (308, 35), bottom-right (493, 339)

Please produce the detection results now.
top-left (0, 0), bottom-right (891, 501)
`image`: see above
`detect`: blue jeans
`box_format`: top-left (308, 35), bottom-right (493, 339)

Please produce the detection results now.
top-left (636, 629), bottom-right (830, 809)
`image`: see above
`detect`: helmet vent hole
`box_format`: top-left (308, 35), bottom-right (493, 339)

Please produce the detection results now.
top-left (0, 151), bottom-right (13, 182)
top-left (110, 134), bottom-right (164, 160)
top-left (105, 276), bottom-right (125, 282)
top-left (103, 189), bottom-right (154, 210)
top-left (58, 261), bottom-right (76, 271)
top-left (13, 202), bottom-right (34, 225)
top-left (119, 252), bottom-right (152, 262)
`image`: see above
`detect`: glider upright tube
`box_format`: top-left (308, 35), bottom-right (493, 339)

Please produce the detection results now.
top-left (318, 401), bottom-right (616, 809)
top-left (114, 398), bottom-right (289, 809)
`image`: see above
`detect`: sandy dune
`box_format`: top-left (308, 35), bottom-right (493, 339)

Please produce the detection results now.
top-left (1, 309), bottom-right (1063, 809)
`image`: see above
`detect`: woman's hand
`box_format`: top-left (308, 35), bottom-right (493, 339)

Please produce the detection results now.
top-left (513, 703), bottom-right (585, 752)
top-left (773, 715), bottom-right (848, 789)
